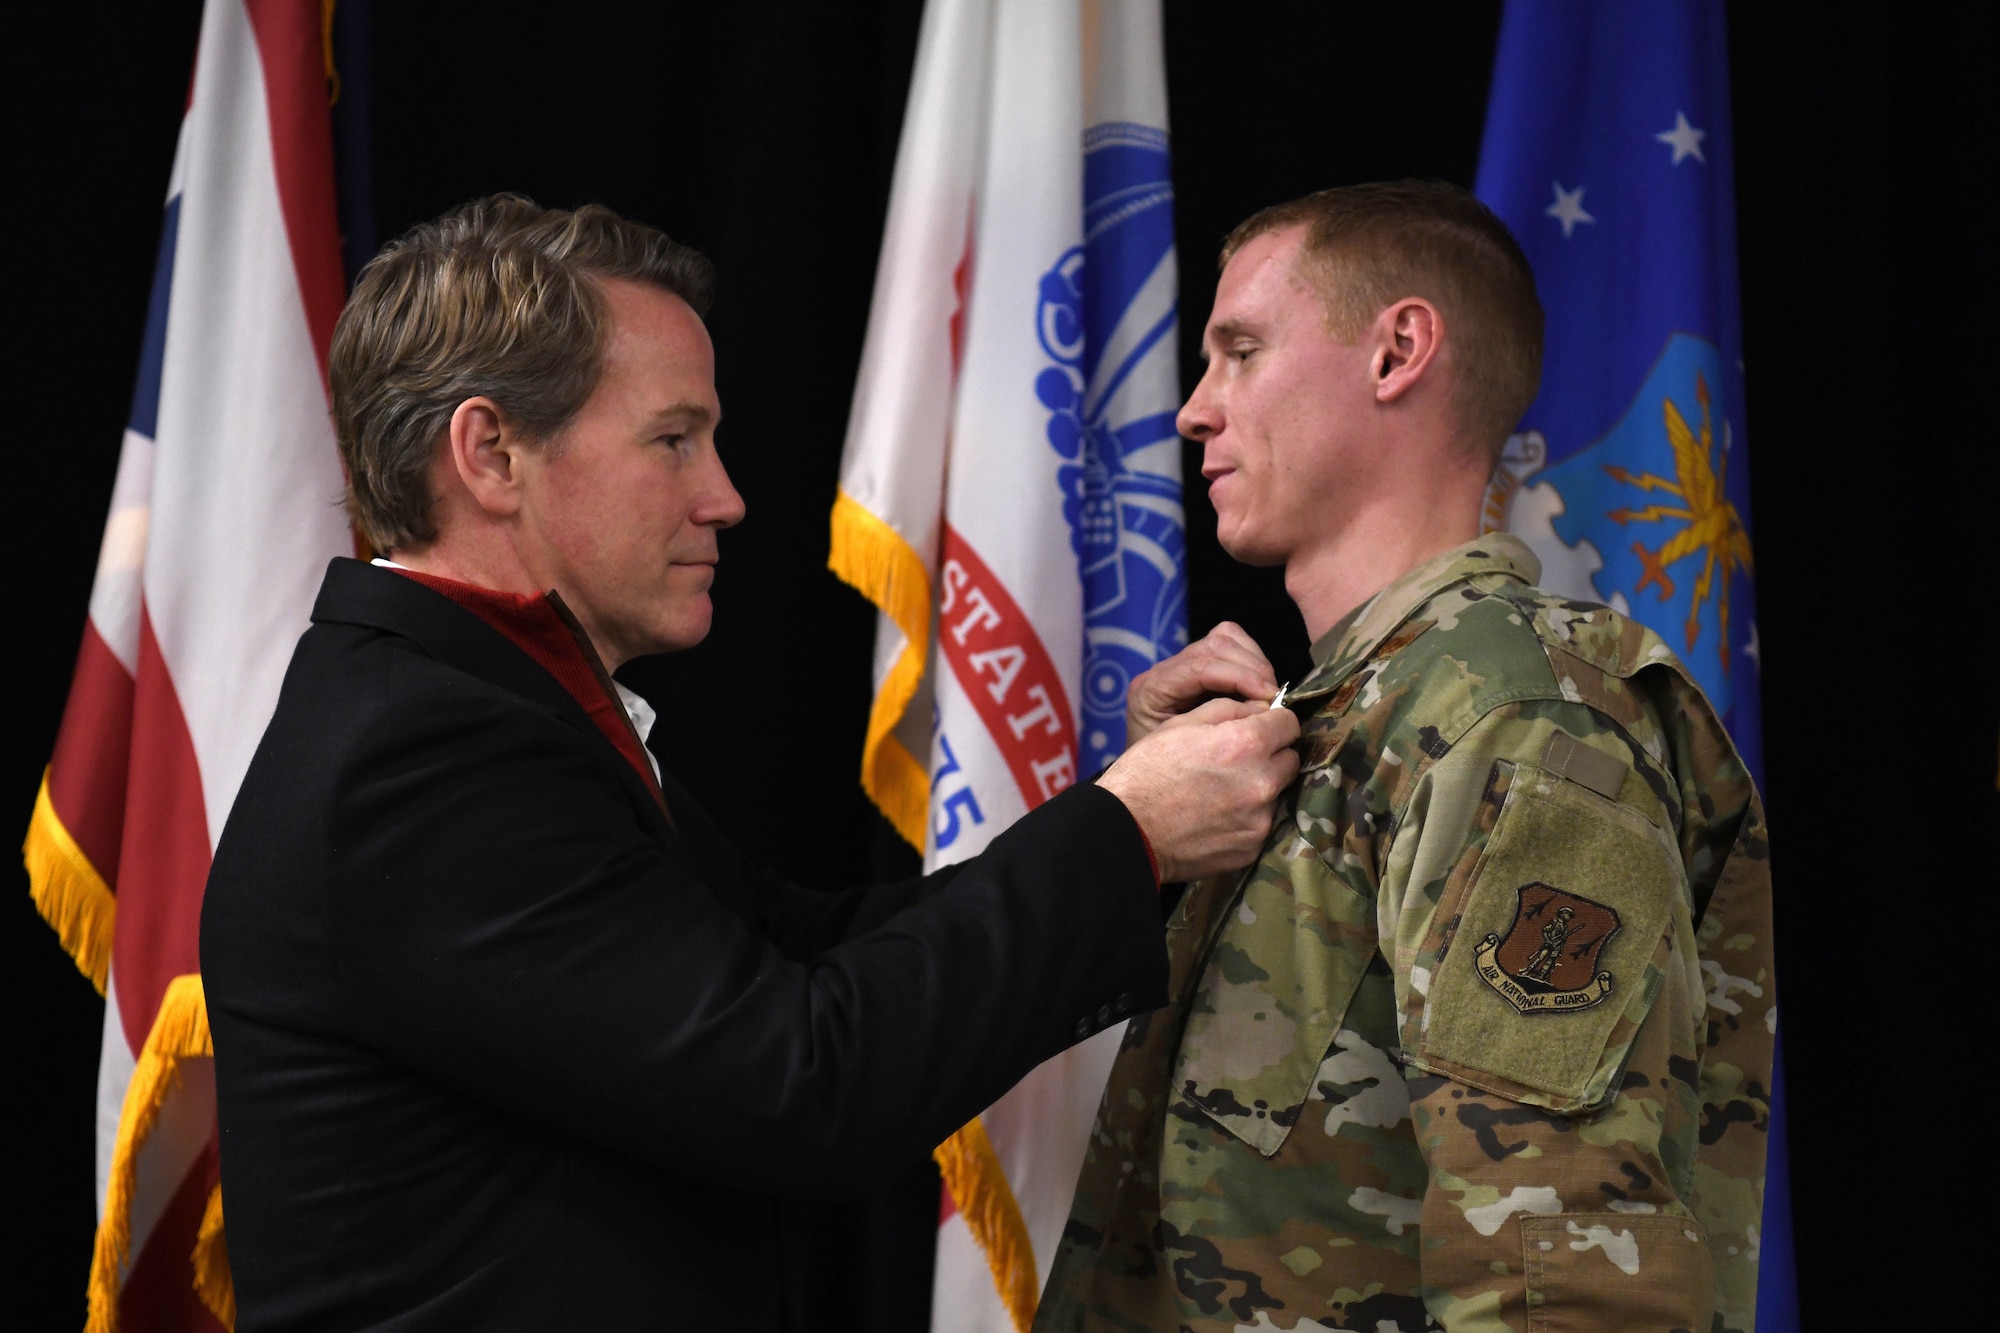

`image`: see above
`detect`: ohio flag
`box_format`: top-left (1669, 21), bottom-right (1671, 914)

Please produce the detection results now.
top-left (1475, 2), bottom-right (1795, 1329)
top-left (21, 1), bottom-right (351, 1326)
top-left (829, 1), bottom-right (1183, 1328)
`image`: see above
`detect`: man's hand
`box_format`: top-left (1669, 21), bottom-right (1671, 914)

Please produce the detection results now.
top-left (1098, 699), bottom-right (1300, 883)
top-left (1127, 623), bottom-right (1280, 747)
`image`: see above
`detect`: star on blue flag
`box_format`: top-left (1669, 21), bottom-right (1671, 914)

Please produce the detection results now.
top-left (1544, 181), bottom-right (1595, 237)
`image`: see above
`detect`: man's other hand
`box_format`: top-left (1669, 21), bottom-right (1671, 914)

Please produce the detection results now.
top-left (1098, 699), bottom-right (1300, 883)
top-left (1126, 623), bottom-right (1279, 746)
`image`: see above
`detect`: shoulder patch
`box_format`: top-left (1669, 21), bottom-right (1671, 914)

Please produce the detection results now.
top-left (1473, 883), bottom-right (1620, 1014)
top-left (1417, 757), bottom-right (1683, 1111)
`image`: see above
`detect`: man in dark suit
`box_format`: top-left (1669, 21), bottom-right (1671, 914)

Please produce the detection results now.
top-left (200, 195), bottom-right (1299, 1331)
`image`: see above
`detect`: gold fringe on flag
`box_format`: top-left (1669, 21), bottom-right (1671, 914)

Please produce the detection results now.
top-left (320, 0), bottom-right (341, 105)
top-left (23, 769), bottom-right (116, 994)
top-left (934, 1117), bottom-right (1037, 1333)
top-left (193, 1183), bottom-right (234, 1330)
top-left (827, 489), bottom-right (933, 849)
top-left (87, 974), bottom-right (228, 1333)
top-left (831, 499), bottom-right (1041, 1323)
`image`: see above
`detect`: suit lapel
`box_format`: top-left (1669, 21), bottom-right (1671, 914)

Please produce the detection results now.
top-left (311, 558), bottom-right (681, 848)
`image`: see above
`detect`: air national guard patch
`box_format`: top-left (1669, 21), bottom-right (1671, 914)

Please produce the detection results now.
top-left (1474, 883), bottom-right (1620, 1014)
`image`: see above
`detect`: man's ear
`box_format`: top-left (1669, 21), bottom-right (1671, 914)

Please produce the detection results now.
top-left (1370, 298), bottom-right (1443, 405)
top-left (446, 397), bottom-right (526, 518)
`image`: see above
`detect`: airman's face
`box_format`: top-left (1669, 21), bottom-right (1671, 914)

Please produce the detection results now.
top-left (1177, 226), bottom-right (1381, 568)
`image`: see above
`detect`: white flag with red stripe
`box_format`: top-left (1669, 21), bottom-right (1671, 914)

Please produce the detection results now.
top-left (828, 1), bottom-right (1182, 1327)
top-left (24, 1), bottom-right (349, 1326)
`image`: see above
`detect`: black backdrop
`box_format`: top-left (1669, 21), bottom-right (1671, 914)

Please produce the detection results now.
top-left (10, 3), bottom-right (1995, 1328)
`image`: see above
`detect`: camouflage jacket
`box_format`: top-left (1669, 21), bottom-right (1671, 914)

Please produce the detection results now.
top-left (1037, 536), bottom-right (1774, 1333)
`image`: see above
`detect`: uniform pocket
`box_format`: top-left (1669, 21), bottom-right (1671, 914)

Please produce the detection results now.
top-left (1418, 761), bottom-right (1682, 1111)
top-left (1168, 838), bottom-right (1377, 1158)
top-left (1521, 1213), bottom-right (1713, 1333)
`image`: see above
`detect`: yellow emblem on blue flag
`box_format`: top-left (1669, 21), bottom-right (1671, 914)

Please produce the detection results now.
top-left (1492, 333), bottom-right (1752, 716)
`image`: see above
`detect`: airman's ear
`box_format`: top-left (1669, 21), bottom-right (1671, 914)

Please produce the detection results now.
top-left (446, 397), bottom-right (527, 518)
top-left (1371, 298), bottom-right (1443, 405)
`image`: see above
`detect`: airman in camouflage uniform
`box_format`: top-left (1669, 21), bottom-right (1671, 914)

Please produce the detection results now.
top-left (1037, 185), bottom-right (1774, 1332)
top-left (1038, 535), bottom-right (1772, 1332)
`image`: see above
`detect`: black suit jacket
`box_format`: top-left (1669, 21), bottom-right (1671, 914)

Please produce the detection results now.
top-left (201, 559), bottom-right (1166, 1332)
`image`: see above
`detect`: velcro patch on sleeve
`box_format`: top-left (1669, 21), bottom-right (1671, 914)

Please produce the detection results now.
top-left (1419, 761), bottom-right (1681, 1109)
top-left (1540, 729), bottom-right (1629, 801)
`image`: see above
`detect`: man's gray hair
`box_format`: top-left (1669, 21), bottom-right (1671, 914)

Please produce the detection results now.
top-left (330, 194), bottom-right (713, 552)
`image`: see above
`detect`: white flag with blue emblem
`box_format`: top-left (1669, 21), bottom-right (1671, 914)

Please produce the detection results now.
top-left (828, 0), bottom-right (1182, 1327)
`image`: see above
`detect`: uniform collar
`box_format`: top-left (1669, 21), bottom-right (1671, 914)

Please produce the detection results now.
top-left (1287, 534), bottom-right (1542, 704)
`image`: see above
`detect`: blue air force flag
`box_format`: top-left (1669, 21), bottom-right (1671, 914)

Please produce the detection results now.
top-left (1474, 3), bottom-right (1796, 1330)
top-left (1476, 0), bottom-right (1762, 777)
